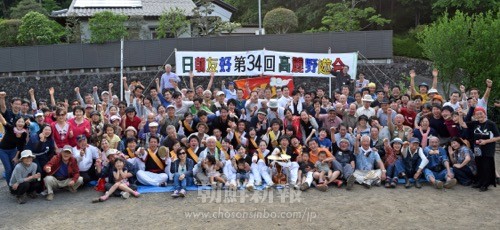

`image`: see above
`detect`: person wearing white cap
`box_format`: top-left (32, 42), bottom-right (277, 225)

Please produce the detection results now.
top-left (9, 150), bottom-right (41, 204)
top-left (44, 145), bottom-right (84, 201)
top-left (28, 112), bottom-right (45, 136)
top-left (210, 91), bottom-right (227, 113)
top-left (139, 121), bottom-right (164, 149)
top-left (355, 95), bottom-right (376, 118)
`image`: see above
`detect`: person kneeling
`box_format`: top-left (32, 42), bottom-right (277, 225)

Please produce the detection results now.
top-left (9, 150), bottom-right (42, 204)
top-left (43, 145), bottom-right (84, 201)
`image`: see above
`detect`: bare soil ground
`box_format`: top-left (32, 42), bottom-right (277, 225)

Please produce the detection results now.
top-left (0, 154), bottom-right (499, 230)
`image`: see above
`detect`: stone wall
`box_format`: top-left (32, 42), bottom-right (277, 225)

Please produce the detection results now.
top-left (0, 56), bottom-right (435, 103)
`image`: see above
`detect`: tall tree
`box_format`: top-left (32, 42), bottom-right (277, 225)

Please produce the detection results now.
top-left (263, 7), bottom-right (298, 34)
top-left (10, 0), bottom-right (48, 19)
top-left (88, 11), bottom-right (128, 43)
top-left (17, 11), bottom-right (64, 45)
top-left (0, 19), bottom-right (21, 46)
top-left (191, 0), bottom-right (221, 36)
top-left (417, 11), bottom-right (499, 99)
top-left (156, 7), bottom-right (190, 38)
top-left (314, 0), bottom-right (390, 32)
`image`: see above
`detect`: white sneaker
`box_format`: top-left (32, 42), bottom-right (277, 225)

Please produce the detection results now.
top-left (121, 192), bottom-right (130, 199)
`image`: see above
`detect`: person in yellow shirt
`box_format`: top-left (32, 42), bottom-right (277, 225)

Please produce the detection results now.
top-left (409, 69), bottom-right (438, 104)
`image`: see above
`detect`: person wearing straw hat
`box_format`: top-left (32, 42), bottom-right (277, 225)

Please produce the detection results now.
top-left (355, 95), bottom-right (375, 118)
top-left (43, 145), bottom-right (84, 201)
top-left (9, 150), bottom-right (41, 204)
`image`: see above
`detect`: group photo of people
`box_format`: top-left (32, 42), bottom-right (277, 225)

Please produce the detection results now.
top-left (0, 64), bottom-right (498, 205)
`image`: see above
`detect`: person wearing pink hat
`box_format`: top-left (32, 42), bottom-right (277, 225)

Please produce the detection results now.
top-left (458, 106), bottom-right (499, 191)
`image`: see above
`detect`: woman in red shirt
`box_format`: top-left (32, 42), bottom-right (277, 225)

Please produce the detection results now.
top-left (68, 106), bottom-right (91, 147)
top-left (51, 107), bottom-right (74, 151)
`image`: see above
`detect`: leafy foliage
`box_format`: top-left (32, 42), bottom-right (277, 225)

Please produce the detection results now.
top-left (10, 0), bottom-right (48, 19)
top-left (217, 21), bottom-right (241, 35)
top-left (127, 16), bottom-right (147, 40)
top-left (88, 11), bottom-right (128, 44)
top-left (42, 0), bottom-right (62, 14)
top-left (17, 11), bottom-right (64, 45)
top-left (191, 0), bottom-right (221, 36)
top-left (417, 11), bottom-right (499, 99)
top-left (315, 0), bottom-right (391, 32)
top-left (156, 7), bottom-right (190, 38)
top-left (263, 7), bottom-right (298, 34)
top-left (64, 14), bottom-right (81, 43)
top-left (0, 19), bottom-right (21, 46)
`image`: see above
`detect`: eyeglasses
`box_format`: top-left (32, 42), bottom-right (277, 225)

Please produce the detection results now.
top-left (179, 152), bottom-right (186, 155)
top-left (58, 113), bottom-right (66, 116)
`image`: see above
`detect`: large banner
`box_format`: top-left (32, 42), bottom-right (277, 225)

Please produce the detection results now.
top-left (234, 76), bottom-right (294, 99)
top-left (175, 50), bottom-right (357, 78)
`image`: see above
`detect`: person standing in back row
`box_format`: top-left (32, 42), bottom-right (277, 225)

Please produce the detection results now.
top-left (160, 64), bottom-right (180, 93)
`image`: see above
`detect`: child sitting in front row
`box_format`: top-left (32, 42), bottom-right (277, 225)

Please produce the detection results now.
top-left (315, 151), bottom-right (333, 189)
top-left (93, 158), bottom-right (140, 203)
top-left (203, 155), bottom-right (226, 189)
top-left (298, 152), bottom-right (315, 189)
top-left (235, 158), bottom-right (251, 188)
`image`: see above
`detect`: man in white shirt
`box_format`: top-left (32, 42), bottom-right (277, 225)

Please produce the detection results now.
top-left (160, 64), bottom-right (180, 92)
top-left (443, 91), bottom-right (461, 111)
top-left (72, 135), bottom-right (99, 184)
top-left (277, 86), bottom-right (293, 108)
top-left (355, 95), bottom-right (376, 118)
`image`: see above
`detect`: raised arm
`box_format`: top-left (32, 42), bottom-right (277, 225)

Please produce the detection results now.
top-left (49, 87), bottom-right (56, 107)
top-left (483, 79), bottom-right (492, 102)
top-left (122, 76), bottom-right (130, 93)
top-left (92, 86), bottom-right (101, 104)
top-left (29, 88), bottom-right (37, 112)
top-left (108, 83), bottom-right (113, 103)
top-left (189, 72), bottom-right (195, 92)
top-left (431, 69), bottom-right (438, 90)
top-left (0, 112), bottom-right (6, 125)
top-left (0, 92), bottom-right (7, 113)
top-left (409, 70), bottom-right (417, 97)
top-left (74, 87), bottom-right (85, 106)
top-left (206, 72), bottom-right (215, 90)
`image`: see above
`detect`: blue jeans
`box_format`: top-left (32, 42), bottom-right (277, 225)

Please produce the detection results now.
top-left (394, 159), bottom-right (421, 178)
top-left (424, 168), bottom-right (447, 182)
top-left (173, 173), bottom-right (193, 191)
top-left (0, 148), bottom-right (17, 185)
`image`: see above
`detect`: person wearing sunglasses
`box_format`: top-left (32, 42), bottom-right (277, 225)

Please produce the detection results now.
top-left (170, 148), bottom-right (194, 198)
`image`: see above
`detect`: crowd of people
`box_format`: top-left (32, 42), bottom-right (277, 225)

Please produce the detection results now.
top-left (0, 64), bottom-right (498, 205)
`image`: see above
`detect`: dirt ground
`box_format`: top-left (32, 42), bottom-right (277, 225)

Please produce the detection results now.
top-left (0, 154), bottom-right (499, 230)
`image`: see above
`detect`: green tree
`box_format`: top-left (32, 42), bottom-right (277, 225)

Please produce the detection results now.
top-left (191, 0), bottom-right (221, 36)
top-left (0, 19), bottom-right (21, 46)
top-left (127, 16), bottom-right (146, 40)
top-left (10, 0), bottom-right (48, 19)
top-left (263, 7), bottom-right (298, 34)
top-left (432, 0), bottom-right (499, 16)
top-left (88, 11), bottom-right (128, 44)
top-left (156, 7), bottom-right (190, 38)
top-left (315, 0), bottom-right (390, 32)
top-left (217, 21), bottom-right (241, 35)
top-left (64, 14), bottom-right (81, 43)
top-left (42, 0), bottom-right (62, 13)
top-left (17, 11), bottom-right (64, 45)
top-left (417, 11), bottom-right (499, 99)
